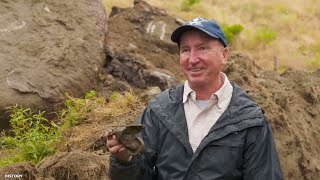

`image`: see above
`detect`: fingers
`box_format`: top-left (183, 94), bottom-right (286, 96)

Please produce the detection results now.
top-left (105, 130), bottom-right (123, 153)
top-left (105, 131), bottom-right (115, 141)
top-left (105, 130), bottom-right (133, 163)
top-left (116, 147), bottom-right (133, 162)
top-left (108, 144), bottom-right (124, 154)
top-left (106, 133), bottom-right (120, 150)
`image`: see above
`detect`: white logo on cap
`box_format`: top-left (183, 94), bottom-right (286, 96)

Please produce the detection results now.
top-left (187, 18), bottom-right (207, 27)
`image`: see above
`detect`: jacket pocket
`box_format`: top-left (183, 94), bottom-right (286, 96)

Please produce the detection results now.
top-left (203, 140), bottom-right (244, 174)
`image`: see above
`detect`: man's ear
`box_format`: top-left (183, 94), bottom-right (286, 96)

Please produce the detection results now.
top-left (221, 47), bottom-right (228, 65)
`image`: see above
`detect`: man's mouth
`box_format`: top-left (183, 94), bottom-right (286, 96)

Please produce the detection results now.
top-left (189, 68), bottom-right (204, 72)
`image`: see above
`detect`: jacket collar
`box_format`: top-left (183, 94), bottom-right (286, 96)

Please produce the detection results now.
top-left (149, 84), bottom-right (193, 155)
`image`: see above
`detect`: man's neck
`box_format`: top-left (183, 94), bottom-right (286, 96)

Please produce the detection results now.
top-left (190, 75), bottom-right (223, 100)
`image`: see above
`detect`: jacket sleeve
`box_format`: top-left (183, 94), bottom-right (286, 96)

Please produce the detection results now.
top-left (242, 119), bottom-right (284, 180)
top-left (108, 107), bottom-right (158, 180)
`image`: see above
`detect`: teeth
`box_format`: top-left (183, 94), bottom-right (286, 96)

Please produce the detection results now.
top-left (190, 68), bottom-right (202, 72)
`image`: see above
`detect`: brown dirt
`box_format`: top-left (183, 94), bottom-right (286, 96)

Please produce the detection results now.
top-left (1, 1), bottom-right (319, 180)
top-left (0, 162), bottom-right (38, 180)
top-left (37, 151), bottom-right (109, 180)
top-left (224, 53), bottom-right (320, 180)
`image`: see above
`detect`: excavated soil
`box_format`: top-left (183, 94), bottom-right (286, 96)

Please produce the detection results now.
top-left (1, 1), bottom-right (319, 180)
top-left (224, 53), bottom-right (320, 180)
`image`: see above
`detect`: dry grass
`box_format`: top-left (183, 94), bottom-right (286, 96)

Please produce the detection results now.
top-left (59, 90), bottom-right (144, 151)
top-left (103, 0), bottom-right (320, 71)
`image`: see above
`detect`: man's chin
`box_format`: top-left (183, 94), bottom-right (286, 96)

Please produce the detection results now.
top-left (188, 80), bottom-right (206, 88)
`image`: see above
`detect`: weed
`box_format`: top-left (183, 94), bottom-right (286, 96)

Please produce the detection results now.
top-left (181, 0), bottom-right (200, 11)
top-left (311, 42), bottom-right (320, 53)
top-left (0, 106), bottom-right (59, 167)
top-left (102, 91), bottom-right (139, 117)
top-left (279, 13), bottom-right (297, 27)
top-left (253, 28), bottom-right (277, 44)
top-left (0, 90), bottom-right (140, 167)
top-left (278, 65), bottom-right (289, 74)
top-left (110, 91), bottom-right (121, 102)
top-left (0, 151), bottom-right (25, 167)
top-left (307, 52), bottom-right (320, 71)
top-left (221, 24), bottom-right (244, 46)
top-left (60, 90), bottom-right (104, 129)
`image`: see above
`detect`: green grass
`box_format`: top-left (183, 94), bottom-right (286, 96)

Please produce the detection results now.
top-left (253, 28), bottom-right (277, 44)
top-left (0, 89), bottom-right (140, 167)
top-left (60, 90), bottom-right (104, 129)
top-left (307, 52), bottom-right (320, 71)
top-left (0, 106), bottom-right (59, 167)
top-left (181, 0), bottom-right (200, 11)
top-left (221, 24), bottom-right (244, 46)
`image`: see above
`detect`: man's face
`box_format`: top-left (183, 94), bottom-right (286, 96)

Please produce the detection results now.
top-left (179, 30), bottom-right (228, 89)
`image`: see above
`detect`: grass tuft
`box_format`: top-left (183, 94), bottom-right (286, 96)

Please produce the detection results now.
top-left (307, 52), bottom-right (320, 71)
top-left (0, 106), bottom-right (59, 167)
top-left (60, 90), bottom-right (105, 129)
top-left (0, 89), bottom-right (141, 167)
top-left (181, 0), bottom-right (200, 11)
top-left (253, 28), bottom-right (277, 44)
top-left (221, 24), bottom-right (244, 46)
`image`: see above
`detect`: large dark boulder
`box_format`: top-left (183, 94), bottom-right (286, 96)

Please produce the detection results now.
top-left (0, 0), bottom-right (107, 129)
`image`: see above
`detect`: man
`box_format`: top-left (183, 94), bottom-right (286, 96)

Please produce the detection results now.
top-left (106, 17), bottom-right (283, 180)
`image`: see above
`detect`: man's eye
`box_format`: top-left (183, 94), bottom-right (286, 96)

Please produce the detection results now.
top-left (180, 49), bottom-right (189, 53)
top-left (199, 46), bottom-right (207, 51)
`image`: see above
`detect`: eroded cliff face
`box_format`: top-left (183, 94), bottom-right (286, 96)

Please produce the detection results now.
top-left (0, 0), bottom-right (107, 129)
top-left (224, 53), bottom-right (320, 180)
top-left (103, 0), bottom-right (181, 93)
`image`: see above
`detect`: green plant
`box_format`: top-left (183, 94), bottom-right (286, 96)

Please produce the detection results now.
top-left (0, 106), bottom-right (59, 166)
top-left (311, 41), bottom-right (320, 53)
top-left (0, 152), bottom-right (24, 167)
top-left (181, 0), bottom-right (200, 11)
top-left (307, 52), bottom-right (320, 71)
top-left (98, 90), bottom-right (139, 117)
top-left (110, 91), bottom-right (121, 102)
top-left (60, 90), bottom-right (106, 128)
top-left (221, 24), bottom-right (244, 45)
top-left (253, 28), bottom-right (277, 44)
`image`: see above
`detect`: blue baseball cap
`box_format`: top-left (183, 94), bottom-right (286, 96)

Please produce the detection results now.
top-left (171, 18), bottom-right (227, 47)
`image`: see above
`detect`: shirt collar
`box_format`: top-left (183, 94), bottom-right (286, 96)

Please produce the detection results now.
top-left (214, 73), bottom-right (233, 109)
top-left (182, 73), bottom-right (233, 109)
top-left (183, 80), bottom-right (194, 103)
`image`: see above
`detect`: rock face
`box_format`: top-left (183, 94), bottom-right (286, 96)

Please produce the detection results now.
top-left (104, 0), bottom-right (180, 93)
top-left (0, 0), bottom-right (107, 129)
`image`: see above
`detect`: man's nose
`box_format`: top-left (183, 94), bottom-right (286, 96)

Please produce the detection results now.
top-left (189, 50), bottom-right (200, 64)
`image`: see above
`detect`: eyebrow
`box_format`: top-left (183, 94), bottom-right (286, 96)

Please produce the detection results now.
top-left (180, 42), bottom-right (210, 49)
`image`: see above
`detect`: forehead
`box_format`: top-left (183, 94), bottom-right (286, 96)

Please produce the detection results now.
top-left (179, 29), bottom-right (220, 46)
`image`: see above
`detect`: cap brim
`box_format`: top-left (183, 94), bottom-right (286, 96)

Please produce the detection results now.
top-left (171, 25), bottom-right (219, 44)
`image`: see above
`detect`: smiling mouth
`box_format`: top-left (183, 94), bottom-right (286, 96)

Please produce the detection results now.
top-left (189, 68), bottom-right (204, 72)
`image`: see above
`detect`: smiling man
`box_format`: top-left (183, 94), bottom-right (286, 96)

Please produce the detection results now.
top-left (107, 18), bottom-right (283, 180)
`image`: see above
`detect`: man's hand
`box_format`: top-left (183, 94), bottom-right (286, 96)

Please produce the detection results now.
top-left (105, 131), bottom-right (133, 163)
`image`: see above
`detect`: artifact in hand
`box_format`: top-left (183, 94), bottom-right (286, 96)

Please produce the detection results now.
top-left (110, 124), bottom-right (145, 155)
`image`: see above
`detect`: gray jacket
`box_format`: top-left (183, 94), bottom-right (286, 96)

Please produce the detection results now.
top-left (109, 83), bottom-right (283, 180)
